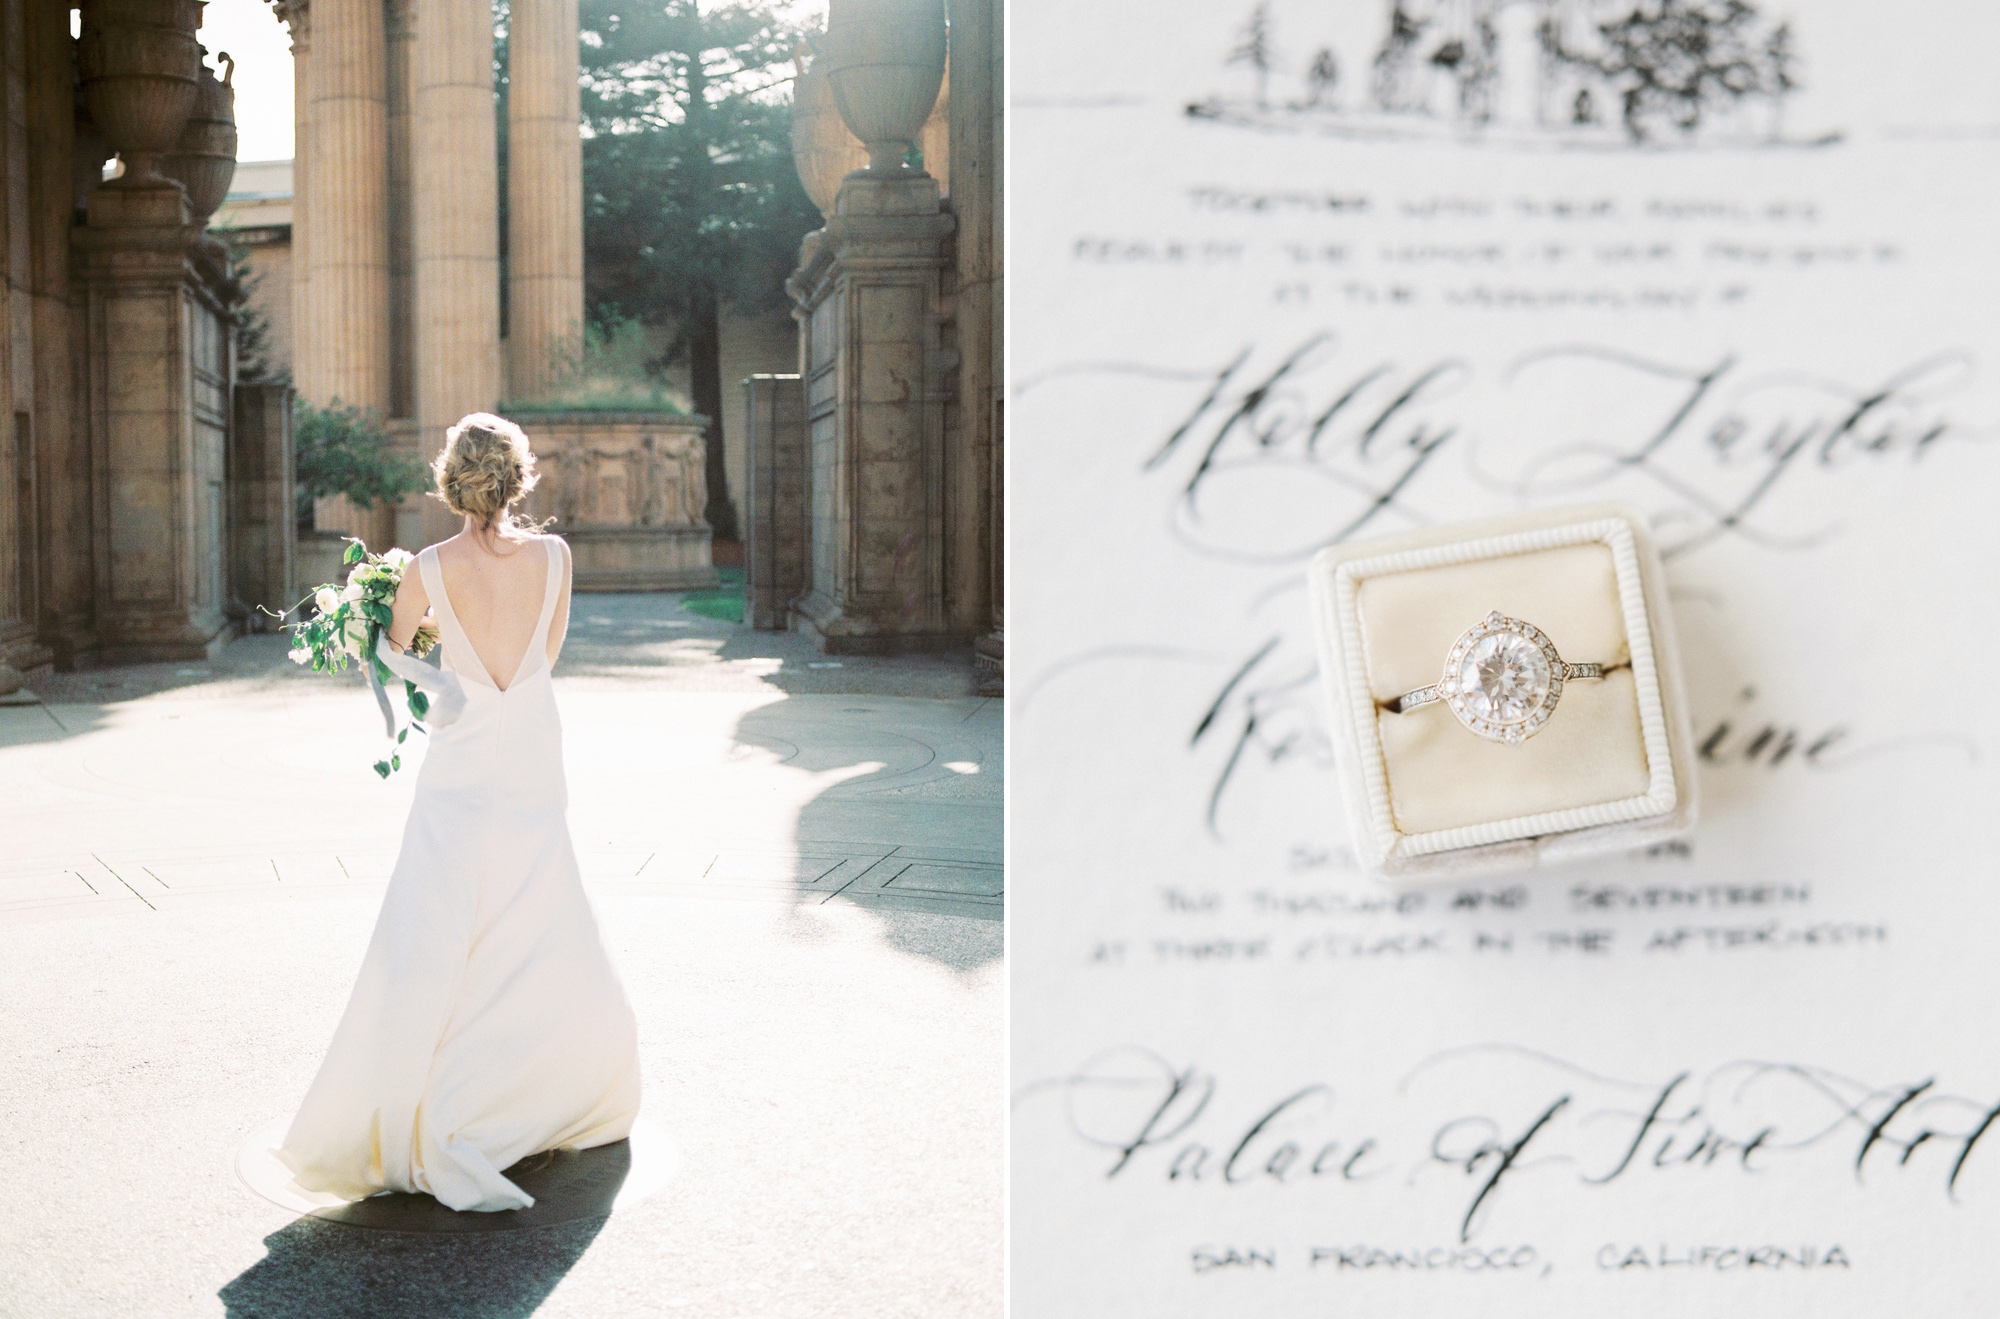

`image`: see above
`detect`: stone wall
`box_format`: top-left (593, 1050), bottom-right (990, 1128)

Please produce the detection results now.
top-left (226, 224), bottom-right (294, 380)
top-left (230, 382), bottom-right (297, 623)
top-left (0, 0), bottom-right (56, 687)
top-left (951, 0), bottom-right (1005, 691)
top-left (743, 375), bottom-right (808, 629)
top-left (717, 305), bottom-right (799, 539)
top-left (512, 412), bottom-right (719, 591)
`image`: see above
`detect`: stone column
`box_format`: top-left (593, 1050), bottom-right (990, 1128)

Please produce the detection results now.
top-left (786, 177), bottom-right (958, 653)
top-left (74, 193), bottom-right (241, 662)
top-left (412, 0), bottom-right (503, 545)
top-left (304, 0), bottom-right (396, 551)
top-left (385, 0), bottom-right (416, 418)
top-left (230, 382), bottom-right (297, 616)
top-left (301, 0), bottom-right (389, 411)
top-left (743, 374), bottom-right (808, 629)
top-left (947, 0), bottom-right (1002, 690)
top-left (1, 0), bottom-right (33, 690)
top-left (280, 4), bottom-right (314, 416)
top-left (27, 0), bottom-right (87, 666)
top-left (506, 0), bottom-right (583, 402)
top-left (384, 0), bottom-right (420, 549)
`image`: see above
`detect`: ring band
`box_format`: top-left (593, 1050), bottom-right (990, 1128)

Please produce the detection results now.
top-left (1388, 611), bottom-right (1609, 745)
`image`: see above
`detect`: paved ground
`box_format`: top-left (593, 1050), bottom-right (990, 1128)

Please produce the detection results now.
top-left (0, 594), bottom-right (1002, 1318)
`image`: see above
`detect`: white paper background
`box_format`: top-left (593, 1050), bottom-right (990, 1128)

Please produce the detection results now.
top-left (1009, 0), bottom-right (2000, 1312)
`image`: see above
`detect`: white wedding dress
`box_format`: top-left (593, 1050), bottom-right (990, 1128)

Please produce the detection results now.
top-left (276, 537), bottom-right (641, 1212)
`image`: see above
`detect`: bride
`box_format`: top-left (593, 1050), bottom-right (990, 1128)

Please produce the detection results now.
top-left (275, 413), bottom-right (642, 1212)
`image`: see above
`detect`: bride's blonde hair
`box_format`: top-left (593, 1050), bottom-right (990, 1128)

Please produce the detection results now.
top-left (430, 412), bottom-right (547, 533)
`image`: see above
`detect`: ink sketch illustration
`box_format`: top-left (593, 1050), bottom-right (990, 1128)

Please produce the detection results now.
top-left (1188, 0), bottom-right (1830, 147)
top-left (1011, 0), bottom-right (2000, 1313)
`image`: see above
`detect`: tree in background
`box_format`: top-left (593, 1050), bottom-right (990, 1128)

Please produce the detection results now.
top-left (1227, 2), bottom-right (1275, 112)
top-left (1303, 47), bottom-right (1339, 108)
top-left (292, 401), bottom-right (426, 531)
top-left (577, 0), bottom-right (824, 542)
top-left (1585, 0), bottom-right (1796, 142)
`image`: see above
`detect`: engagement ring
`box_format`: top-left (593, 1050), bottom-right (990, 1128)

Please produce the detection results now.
top-left (1389, 611), bottom-right (1607, 745)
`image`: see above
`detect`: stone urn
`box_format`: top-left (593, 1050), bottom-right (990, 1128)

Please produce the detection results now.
top-left (791, 43), bottom-right (871, 216)
top-left (77, 0), bottom-right (203, 190)
top-left (816, 0), bottom-right (947, 174)
top-left (166, 51), bottom-right (238, 221)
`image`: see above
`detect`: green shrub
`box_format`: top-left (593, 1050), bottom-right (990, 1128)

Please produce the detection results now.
top-left (500, 315), bottom-right (690, 415)
top-left (294, 399), bottom-right (426, 529)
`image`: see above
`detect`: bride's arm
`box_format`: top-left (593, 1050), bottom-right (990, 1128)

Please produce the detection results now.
top-left (546, 537), bottom-right (573, 668)
top-left (386, 563), bottom-right (432, 651)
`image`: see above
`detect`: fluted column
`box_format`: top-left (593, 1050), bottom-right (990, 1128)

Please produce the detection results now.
top-left (283, 4), bottom-right (315, 413)
top-left (301, 0), bottom-right (391, 413)
top-left (386, 0), bottom-right (417, 418)
top-left (506, 0), bottom-right (583, 401)
top-left (412, 0), bottom-right (503, 543)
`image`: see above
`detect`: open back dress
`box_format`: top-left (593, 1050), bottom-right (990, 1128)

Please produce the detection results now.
top-left (276, 537), bottom-right (641, 1212)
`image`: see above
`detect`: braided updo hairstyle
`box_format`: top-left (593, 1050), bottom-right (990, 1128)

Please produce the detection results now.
top-left (430, 412), bottom-right (542, 531)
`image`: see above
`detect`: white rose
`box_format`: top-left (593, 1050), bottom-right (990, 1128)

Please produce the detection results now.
top-left (314, 587), bottom-right (339, 615)
top-left (341, 581), bottom-right (365, 602)
top-left (382, 547), bottom-right (414, 568)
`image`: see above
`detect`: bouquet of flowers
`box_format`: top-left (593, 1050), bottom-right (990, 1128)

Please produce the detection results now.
top-left (283, 538), bottom-right (440, 778)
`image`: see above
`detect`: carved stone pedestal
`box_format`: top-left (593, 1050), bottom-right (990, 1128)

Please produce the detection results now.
top-left (72, 187), bottom-right (240, 662)
top-left (785, 172), bottom-right (963, 654)
top-left (514, 412), bottom-right (719, 591)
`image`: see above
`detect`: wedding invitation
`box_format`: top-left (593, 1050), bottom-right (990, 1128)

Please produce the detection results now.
top-left (1009, 0), bottom-right (2000, 1310)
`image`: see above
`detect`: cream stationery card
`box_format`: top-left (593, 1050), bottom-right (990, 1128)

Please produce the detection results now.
top-left (1010, 0), bottom-right (2000, 1311)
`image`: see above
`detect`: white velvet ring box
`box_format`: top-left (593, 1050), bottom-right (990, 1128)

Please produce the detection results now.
top-left (1307, 503), bottom-right (1697, 881)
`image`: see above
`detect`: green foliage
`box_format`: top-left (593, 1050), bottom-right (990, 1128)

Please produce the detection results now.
top-left (286, 546), bottom-right (435, 778)
top-left (578, 0), bottom-right (825, 541)
top-left (294, 400), bottom-right (427, 529)
top-left (578, 0), bottom-right (824, 330)
top-left (499, 316), bottom-right (692, 414)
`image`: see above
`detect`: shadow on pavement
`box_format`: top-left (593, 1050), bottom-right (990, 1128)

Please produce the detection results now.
top-left (730, 698), bottom-right (1003, 978)
top-left (218, 1212), bottom-right (606, 1319)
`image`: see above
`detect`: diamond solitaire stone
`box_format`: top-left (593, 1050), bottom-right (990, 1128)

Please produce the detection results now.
top-left (1457, 631), bottom-right (1551, 724)
top-left (1390, 610), bottom-right (1605, 744)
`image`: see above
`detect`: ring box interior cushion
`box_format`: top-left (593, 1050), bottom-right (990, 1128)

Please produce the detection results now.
top-left (1308, 503), bottom-right (1696, 879)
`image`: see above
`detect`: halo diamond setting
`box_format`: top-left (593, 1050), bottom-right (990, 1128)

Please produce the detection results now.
top-left (1390, 611), bottom-right (1606, 745)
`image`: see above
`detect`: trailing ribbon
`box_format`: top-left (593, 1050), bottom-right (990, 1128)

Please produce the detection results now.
top-left (369, 632), bottom-right (467, 739)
